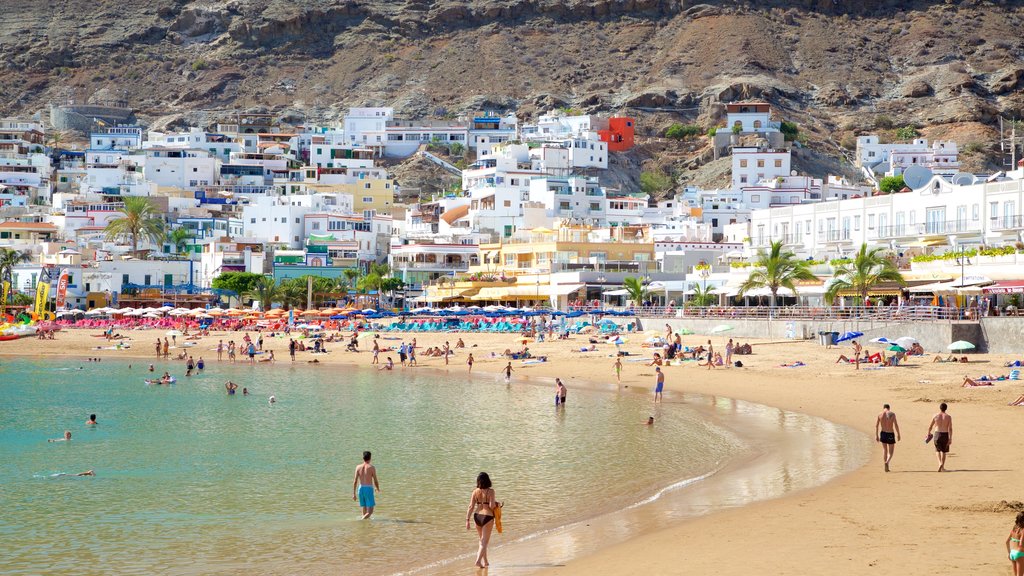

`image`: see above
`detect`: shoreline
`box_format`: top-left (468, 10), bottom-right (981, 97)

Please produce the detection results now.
top-left (3, 328), bottom-right (1023, 575)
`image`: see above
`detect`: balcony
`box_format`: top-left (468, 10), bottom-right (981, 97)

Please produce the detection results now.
top-left (816, 229), bottom-right (852, 243)
top-left (990, 215), bottom-right (1024, 231)
top-left (877, 220), bottom-right (981, 239)
top-left (395, 261), bottom-right (472, 271)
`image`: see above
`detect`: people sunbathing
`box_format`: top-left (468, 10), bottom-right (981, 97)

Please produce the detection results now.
top-left (962, 375), bottom-right (995, 387)
top-left (1008, 395), bottom-right (1024, 406)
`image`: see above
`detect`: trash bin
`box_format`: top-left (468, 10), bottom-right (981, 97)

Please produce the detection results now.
top-left (818, 331), bottom-right (830, 346)
top-left (829, 332), bottom-right (840, 346)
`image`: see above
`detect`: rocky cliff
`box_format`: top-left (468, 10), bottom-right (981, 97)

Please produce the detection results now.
top-left (2, 1), bottom-right (1022, 170)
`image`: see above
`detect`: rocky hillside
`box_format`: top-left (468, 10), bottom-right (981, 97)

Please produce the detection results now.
top-left (2, 0), bottom-right (1022, 183)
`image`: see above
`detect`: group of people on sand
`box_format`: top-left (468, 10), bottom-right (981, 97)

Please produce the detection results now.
top-left (874, 402), bottom-right (953, 473)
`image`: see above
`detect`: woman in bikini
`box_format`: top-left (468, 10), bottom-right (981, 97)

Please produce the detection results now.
top-left (466, 472), bottom-right (501, 568)
top-left (1008, 512), bottom-right (1024, 576)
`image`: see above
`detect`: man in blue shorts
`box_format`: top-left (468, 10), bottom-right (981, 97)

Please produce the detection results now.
top-left (353, 451), bottom-right (381, 519)
top-left (654, 367), bottom-right (664, 403)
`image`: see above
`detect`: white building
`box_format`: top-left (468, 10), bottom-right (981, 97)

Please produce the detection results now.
top-left (89, 126), bottom-right (143, 151)
top-left (390, 239), bottom-right (481, 294)
top-left (521, 113), bottom-right (604, 141)
top-left (731, 146), bottom-right (791, 188)
top-left (141, 148), bottom-right (219, 189)
top-left (747, 168), bottom-right (1024, 259)
top-left (241, 193), bottom-right (353, 248)
top-left (855, 135), bottom-right (960, 177)
top-left (145, 128), bottom-right (241, 163)
top-left (528, 175), bottom-right (607, 224)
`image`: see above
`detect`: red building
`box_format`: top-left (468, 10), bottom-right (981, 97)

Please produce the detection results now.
top-left (598, 117), bottom-right (635, 152)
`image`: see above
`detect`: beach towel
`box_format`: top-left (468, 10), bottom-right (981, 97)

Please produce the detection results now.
top-left (494, 504), bottom-right (502, 534)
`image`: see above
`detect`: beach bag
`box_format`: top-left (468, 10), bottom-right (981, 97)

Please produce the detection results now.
top-left (734, 361), bottom-right (743, 368)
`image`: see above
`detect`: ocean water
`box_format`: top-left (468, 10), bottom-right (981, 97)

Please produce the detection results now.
top-left (0, 359), bottom-right (742, 575)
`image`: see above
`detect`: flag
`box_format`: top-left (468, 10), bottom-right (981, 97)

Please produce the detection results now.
top-left (0, 280), bottom-right (9, 317)
top-left (54, 269), bottom-right (70, 310)
top-left (34, 281), bottom-right (51, 318)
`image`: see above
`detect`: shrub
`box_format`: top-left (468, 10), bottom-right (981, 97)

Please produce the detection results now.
top-left (878, 174), bottom-right (906, 193)
top-left (731, 124), bottom-right (742, 135)
top-left (448, 142), bottom-right (465, 157)
top-left (191, 59), bottom-right (207, 71)
top-left (780, 121), bottom-right (799, 142)
top-left (963, 142), bottom-right (985, 154)
top-left (707, 127), bottom-right (718, 137)
top-left (874, 115), bottom-right (895, 129)
top-left (639, 171), bottom-right (673, 196)
top-left (895, 125), bottom-right (918, 140)
top-left (665, 124), bottom-right (702, 140)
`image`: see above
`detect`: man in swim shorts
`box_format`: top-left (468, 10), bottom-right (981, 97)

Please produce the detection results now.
top-left (875, 404), bottom-right (901, 472)
top-left (654, 367), bottom-right (664, 403)
top-left (927, 402), bottom-right (953, 472)
top-left (353, 451), bottom-right (381, 519)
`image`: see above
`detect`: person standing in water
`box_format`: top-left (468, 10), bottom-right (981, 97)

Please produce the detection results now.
top-left (927, 402), bottom-right (953, 472)
top-left (654, 367), bottom-right (664, 403)
top-left (875, 404), bottom-right (901, 472)
top-left (555, 379), bottom-right (567, 407)
top-left (85, 414), bottom-right (97, 426)
top-left (467, 353), bottom-right (474, 373)
top-left (353, 451), bottom-right (381, 519)
top-left (503, 362), bottom-right (514, 383)
top-left (613, 356), bottom-right (623, 383)
top-left (466, 472), bottom-right (501, 569)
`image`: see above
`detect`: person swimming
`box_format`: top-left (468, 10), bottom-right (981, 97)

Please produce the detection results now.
top-left (48, 430), bottom-right (72, 442)
top-left (268, 395), bottom-right (276, 405)
top-left (226, 381), bottom-right (238, 395)
top-left (86, 414), bottom-right (97, 425)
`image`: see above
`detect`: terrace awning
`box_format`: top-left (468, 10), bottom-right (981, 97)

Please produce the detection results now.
top-left (983, 280), bottom-right (1024, 294)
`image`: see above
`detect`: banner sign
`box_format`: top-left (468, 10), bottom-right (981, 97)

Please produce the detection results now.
top-left (54, 270), bottom-right (70, 310)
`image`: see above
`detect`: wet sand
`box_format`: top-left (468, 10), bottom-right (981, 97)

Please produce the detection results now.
top-left (4, 327), bottom-right (1023, 575)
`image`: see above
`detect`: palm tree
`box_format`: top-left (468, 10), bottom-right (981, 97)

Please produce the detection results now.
top-left (0, 247), bottom-right (31, 281)
top-left (244, 275), bottom-right (279, 312)
top-left (104, 197), bottom-right (165, 258)
top-left (622, 277), bottom-right (649, 306)
top-left (738, 240), bottom-right (817, 307)
top-left (276, 278), bottom-right (306, 310)
top-left (167, 227), bottom-right (193, 255)
top-left (687, 282), bottom-right (717, 307)
top-left (824, 243), bottom-right (905, 305)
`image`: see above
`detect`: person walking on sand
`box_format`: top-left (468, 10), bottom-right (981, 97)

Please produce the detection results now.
top-left (705, 340), bottom-right (716, 370)
top-left (725, 338), bottom-right (734, 367)
top-left (372, 339), bottom-right (380, 365)
top-left (162, 338), bottom-right (169, 358)
top-left (503, 362), bottom-right (514, 383)
top-left (654, 366), bottom-right (665, 403)
top-left (1006, 511), bottom-right (1024, 576)
top-left (614, 356), bottom-right (623, 383)
top-left (875, 404), bottom-right (901, 472)
top-left (467, 353), bottom-right (474, 373)
top-left (217, 340), bottom-right (224, 361)
top-left (852, 340), bottom-right (863, 370)
top-left (353, 451), bottom-right (380, 520)
top-left (155, 338), bottom-right (161, 358)
top-left (927, 402), bottom-right (953, 472)
top-left (466, 472), bottom-right (502, 569)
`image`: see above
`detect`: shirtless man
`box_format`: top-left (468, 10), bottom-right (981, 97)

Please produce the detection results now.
top-left (927, 402), bottom-right (953, 472)
top-left (353, 451), bottom-right (381, 519)
top-left (503, 362), bottom-right (514, 383)
top-left (654, 367), bottom-right (665, 403)
top-left (875, 404), bottom-right (901, 472)
top-left (49, 430), bottom-right (72, 442)
top-left (86, 414), bottom-right (97, 426)
top-left (852, 340), bottom-right (863, 370)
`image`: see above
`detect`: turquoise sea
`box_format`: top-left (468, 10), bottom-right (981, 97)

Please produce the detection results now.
top-left (0, 358), bottom-right (745, 575)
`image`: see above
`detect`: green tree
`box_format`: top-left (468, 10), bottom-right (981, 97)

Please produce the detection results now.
top-left (639, 171), bottom-right (673, 197)
top-left (738, 240), bottom-right (817, 307)
top-left (780, 121), bottom-right (799, 141)
top-left (622, 277), bottom-right (650, 306)
top-left (449, 142), bottom-right (465, 157)
top-left (212, 272), bottom-right (266, 305)
top-left (665, 124), bottom-right (701, 140)
top-left (104, 197), bottom-right (165, 258)
top-left (878, 174), bottom-right (906, 193)
top-left (166, 227), bottom-right (193, 255)
top-left (895, 125), bottom-right (919, 140)
top-left (824, 244), bottom-right (905, 305)
top-left (707, 127), bottom-right (718, 138)
top-left (687, 282), bottom-right (717, 307)
top-left (731, 124), bottom-right (742, 135)
top-left (244, 275), bottom-right (279, 311)
top-left (0, 247), bottom-right (31, 282)
top-left (358, 264), bottom-right (390, 308)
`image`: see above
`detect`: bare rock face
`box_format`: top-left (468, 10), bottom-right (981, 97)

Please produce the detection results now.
top-left (0, 0), bottom-right (1021, 170)
top-left (901, 79), bottom-right (934, 99)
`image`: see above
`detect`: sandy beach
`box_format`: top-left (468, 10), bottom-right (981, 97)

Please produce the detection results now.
top-left (4, 325), bottom-right (1023, 575)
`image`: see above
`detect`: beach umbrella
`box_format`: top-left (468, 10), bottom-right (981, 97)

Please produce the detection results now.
top-left (894, 337), bottom-right (918, 349)
top-left (948, 340), bottom-right (976, 351)
top-left (710, 324), bottom-right (734, 334)
top-left (869, 337), bottom-right (892, 344)
top-left (887, 344), bottom-right (906, 353)
top-left (207, 309), bottom-right (225, 317)
top-left (196, 313), bottom-right (213, 319)
top-left (834, 331), bottom-right (863, 343)
top-left (362, 309), bottom-right (377, 314)
top-left (143, 312), bottom-right (162, 319)
top-left (357, 331), bottom-right (377, 341)
top-left (158, 306), bottom-right (174, 312)
top-left (165, 330), bottom-right (183, 337)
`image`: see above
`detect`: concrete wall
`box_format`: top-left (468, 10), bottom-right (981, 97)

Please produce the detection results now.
top-left (637, 316), bottom-right (992, 355)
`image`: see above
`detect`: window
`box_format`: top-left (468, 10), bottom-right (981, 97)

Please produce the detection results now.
top-left (312, 222), bottom-right (320, 230)
top-left (750, 194), bottom-right (760, 203)
top-left (363, 196), bottom-right (373, 203)
top-left (990, 202), bottom-right (999, 220)
top-left (739, 160), bottom-right (748, 168)
top-left (757, 159), bottom-right (765, 168)
top-left (774, 159), bottom-right (782, 168)
top-left (805, 220), bottom-right (811, 234)
top-left (559, 201), bottom-right (571, 210)
top-left (192, 167), bottom-right (198, 172)
top-left (144, 274), bottom-right (151, 285)
top-left (365, 183), bottom-right (371, 189)
top-left (590, 203), bottom-right (600, 211)
top-left (740, 175), bottom-right (748, 184)
top-left (854, 215), bottom-right (861, 231)
top-left (503, 200), bottom-right (511, 207)
top-left (868, 214), bottom-right (875, 229)
top-left (122, 274), bottom-right (130, 285)
top-left (250, 218), bottom-right (256, 224)
top-left (295, 218), bottom-right (300, 224)
top-left (972, 204), bottom-right (980, 221)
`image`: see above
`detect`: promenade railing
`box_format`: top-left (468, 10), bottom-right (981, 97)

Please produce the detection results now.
top-left (565, 305), bottom-right (968, 322)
